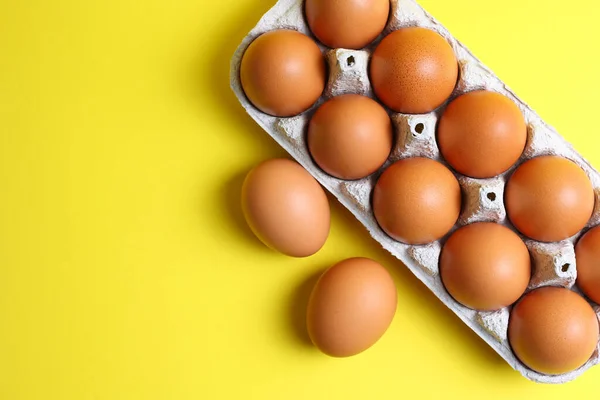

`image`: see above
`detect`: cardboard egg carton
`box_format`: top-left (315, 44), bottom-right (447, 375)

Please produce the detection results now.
top-left (230, 0), bottom-right (600, 383)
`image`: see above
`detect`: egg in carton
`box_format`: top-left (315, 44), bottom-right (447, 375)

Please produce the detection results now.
top-left (230, 0), bottom-right (600, 383)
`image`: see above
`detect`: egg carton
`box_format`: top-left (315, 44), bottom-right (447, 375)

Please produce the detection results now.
top-left (229, 0), bottom-right (600, 384)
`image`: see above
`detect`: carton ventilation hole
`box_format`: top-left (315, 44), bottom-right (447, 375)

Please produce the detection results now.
top-left (487, 192), bottom-right (497, 201)
top-left (346, 56), bottom-right (355, 67)
top-left (414, 123), bottom-right (424, 134)
top-left (561, 263), bottom-right (570, 273)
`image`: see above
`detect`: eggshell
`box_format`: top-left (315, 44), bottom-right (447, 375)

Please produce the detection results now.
top-left (437, 90), bottom-right (527, 178)
top-left (305, 0), bottom-right (390, 49)
top-left (240, 30), bottom-right (326, 117)
top-left (575, 225), bottom-right (600, 304)
top-left (505, 156), bottom-right (595, 242)
top-left (307, 257), bottom-right (397, 357)
top-left (370, 27), bottom-right (458, 114)
top-left (373, 157), bottom-right (461, 245)
top-left (440, 222), bottom-right (531, 311)
top-left (508, 287), bottom-right (599, 375)
top-left (308, 94), bottom-right (393, 180)
top-left (241, 158), bottom-right (330, 257)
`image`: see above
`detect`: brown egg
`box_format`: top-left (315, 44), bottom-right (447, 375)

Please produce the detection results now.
top-left (307, 257), bottom-right (397, 357)
top-left (373, 157), bottom-right (461, 245)
top-left (308, 94), bottom-right (393, 180)
top-left (440, 222), bottom-right (530, 311)
top-left (241, 158), bottom-right (330, 257)
top-left (575, 226), bottom-right (600, 304)
top-left (370, 27), bottom-right (458, 114)
top-left (305, 0), bottom-right (390, 49)
top-left (240, 30), bottom-right (326, 117)
top-left (509, 287), bottom-right (599, 375)
top-left (505, 156), bottom-right (594, 242)
top-left (438, 91), bottom-right (527, 178)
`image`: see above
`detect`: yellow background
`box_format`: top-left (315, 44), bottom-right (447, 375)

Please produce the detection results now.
top-left (1, 0), bottom-right (599, 398)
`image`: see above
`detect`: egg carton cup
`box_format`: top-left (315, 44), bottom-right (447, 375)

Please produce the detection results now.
top-left (230, 0), bottom-right (600, 384)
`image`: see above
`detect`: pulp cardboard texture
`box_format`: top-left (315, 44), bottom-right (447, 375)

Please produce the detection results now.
top-left (230, 0), bottom-right (600, 383)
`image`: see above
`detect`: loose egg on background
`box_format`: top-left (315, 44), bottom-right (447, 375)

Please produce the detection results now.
top-left (241, 158), bottom-right (330, 257)
top-left (440, 222), bottom-right (530, 311)
top-left (437, 90), bottom-right (527, 178)
top-left (308, 94), bottom-right (393, 180)
top-left (372, 157), bottom-right (461, 245)
top-left (508, 287), bottom-right (599, 375)
top-left (370, 27), bottom-right (458, 114)
top-left (240, 30), bottom-right (326, 117)
top-left (307, 257), bottom-right (397, 357)
top-left (575, 225), bottom-right (600, 304)
top-left (305, 0), bottom-right (390, 49)
top-left (505, 156), bottom-right (595, 242)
